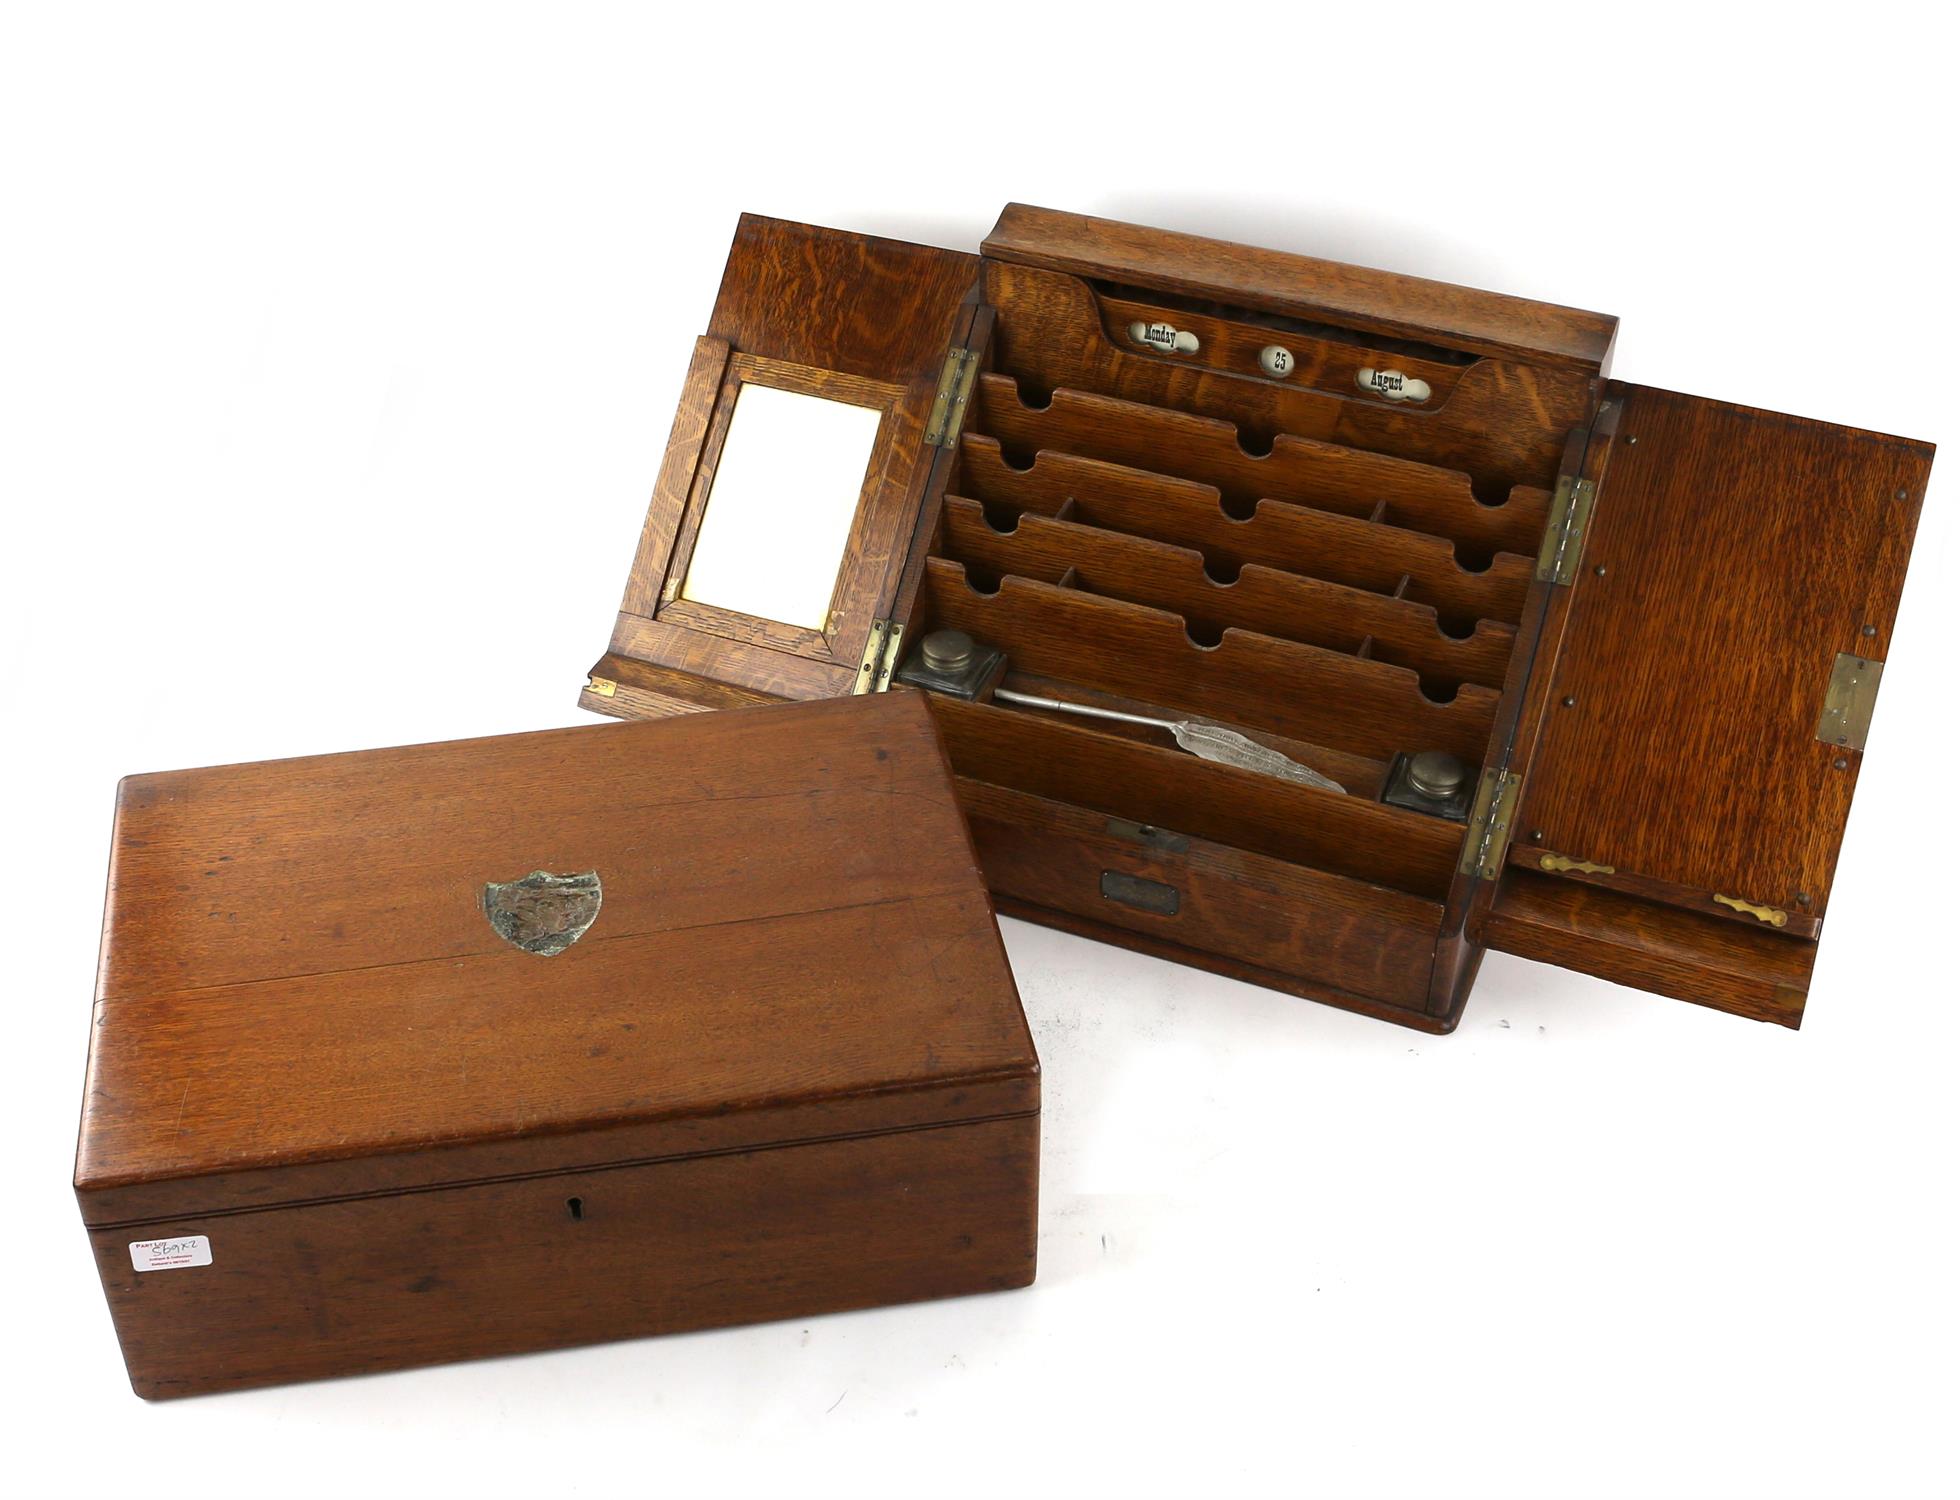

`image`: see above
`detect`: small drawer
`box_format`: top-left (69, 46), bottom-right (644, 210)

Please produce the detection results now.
top-left (956, 778), bottom-right (1444, 1016)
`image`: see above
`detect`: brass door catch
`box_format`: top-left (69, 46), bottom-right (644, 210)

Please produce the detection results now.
top-left (1539, 853), bottom-right (1615, 875)
top-left (1714, 893), bottom-right (1789, 928)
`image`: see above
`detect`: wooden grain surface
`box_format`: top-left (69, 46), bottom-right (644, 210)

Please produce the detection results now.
top-left (972, 372), bottom-right (1549, 560)
top-left (982, 259), bottom-right (1592, 496)
top-left (1482, 870), bottom-right (1814, 1027)
top-left (939, 495), bottom-right (1515, 689)
top-left (982, 203), bottom-right (1618, 371)
top-left (1504, 842), bottom-right (1824, 941)
top-left (1093, 282), bottom-right (1477, 407)
top-left (620, 335), bottom-right (730, 617)
top-left (1439, 416), bottom-right (1616, 1021)
top-left (923, 560), bottom-right (1499, 764)
top-left (957, 436), bottom-right (1533, 627)
top-left (930, 694), bottom-right (1461, 900)
top-left (1512, 384), bottom-right (1933, 923)
top-left (991, 894), bottom-right (1454, 1033)
top-left (710, 213), bottom-right (977, 382)
top-left (79, 692), bottom-right (1035, 1221)
top-left (960, 778), bottom-right (1439, 1014)
top-left (605, 610), bottom-right (857, 699)
top-left (93, 1113), bottom-right (1038, 1399)
top-left (580, 650), bottom-right (782, 721)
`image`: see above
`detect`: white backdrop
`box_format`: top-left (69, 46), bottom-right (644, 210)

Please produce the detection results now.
top-left (3, 5), bottom-right (1953, 1497)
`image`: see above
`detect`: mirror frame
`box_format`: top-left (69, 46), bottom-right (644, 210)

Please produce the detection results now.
top-left (659, 354), bottom-right (900, 659)
top-left (605, 338), bottom-right (939, 700)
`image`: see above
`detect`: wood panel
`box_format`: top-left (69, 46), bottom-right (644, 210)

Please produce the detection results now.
top-left (621, 335), bottom-right (729, 616)
top-left (960, 778), bottom-right (1440, 1013)
top-left (1440, 414), bottom-right (1618, 1021)
top-left (580, 651), bottom-right (781, 721)
top-left (1505, 842), bottom-right (1824, 941)
top-left (923, 560), bottom-right (1501, 764)
top-left (972, 373), bottom-right (1550, 559)
top-left (1512, 385), bottom-right (1934, 924)
top-left (606, 612), bottom-right (856, 700)
top-left (957, 437), bottom-right (1532, 626)
top-left (939, 496), bottom-right (1515, 689)
top-left (982, 259), bottom-right (1593, 494)
top-left (92, 1114), bottom-right (1038, 1398)
top-left (931, 694), bottom-right (1461, 899)
top-left (1094, 284), bottom-right (1474, 407)
top-left (710, 213), bottom-right (977, 381)
top-left (1482, 870), bottom-right (1815, 1027)
top-left (982, 203), bottom-right (1618, 371)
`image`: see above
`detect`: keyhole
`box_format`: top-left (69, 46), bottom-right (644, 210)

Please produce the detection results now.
top-left (566, 1196), bottom-right (584, 1222)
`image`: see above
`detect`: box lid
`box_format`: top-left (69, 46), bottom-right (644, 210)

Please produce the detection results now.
top-left (75, 692), bottom-right (1035, 1226)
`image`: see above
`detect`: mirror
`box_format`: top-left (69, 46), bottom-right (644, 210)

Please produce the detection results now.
top-left (679, 382), bottom-right (884, 632)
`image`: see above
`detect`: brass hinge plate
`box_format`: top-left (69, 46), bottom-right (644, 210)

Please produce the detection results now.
top-left (585, 675), bottom-right (617, 698)
top-left (1459, 768), bottom-right (1523, 880)
top-left (1534, 474), bottom-right (1598, 585)
top-left (854, 619), bottom-right (905, 695)
top-left (1815, 652), bottom-right (1884, 752)
top-left (924, 346), bottom-right (979, 448)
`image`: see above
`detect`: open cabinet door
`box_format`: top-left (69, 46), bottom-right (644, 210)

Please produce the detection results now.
top-left (1483, 383), bottom-right (1933, 1025)
top-left (582, 215), bottom-right (980, 720)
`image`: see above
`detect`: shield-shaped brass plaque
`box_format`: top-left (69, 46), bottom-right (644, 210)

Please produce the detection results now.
top-left (481, 869), bottom-right (603, 956)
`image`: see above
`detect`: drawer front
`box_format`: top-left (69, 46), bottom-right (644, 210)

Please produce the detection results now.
top-left (89, 1115), bottom-right (1038, 1399)
top-left (959, 779), bottom-right (1443, 1016)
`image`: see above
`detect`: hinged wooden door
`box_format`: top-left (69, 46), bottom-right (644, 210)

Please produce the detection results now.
top-left (1482, 382), bottom-right (1934, 1025)
top-left (582, 215), bottom-right (980, 720)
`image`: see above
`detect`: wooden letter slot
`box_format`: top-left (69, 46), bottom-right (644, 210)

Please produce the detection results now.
top-left (579, 206), bottom-right (1934, 1033)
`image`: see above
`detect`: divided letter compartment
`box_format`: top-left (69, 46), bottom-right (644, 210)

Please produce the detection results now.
top-left (580, 205), bottom-right (1935, 1033)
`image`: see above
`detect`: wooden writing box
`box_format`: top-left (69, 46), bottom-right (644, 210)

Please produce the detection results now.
top-left (580, 205), bottom-right (1935, 1032)
top-left (76, 693), bottom-right (1038, 1398)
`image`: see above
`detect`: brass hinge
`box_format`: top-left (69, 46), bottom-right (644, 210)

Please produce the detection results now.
top-left (585, 675), bottom-right (617, 698)
top-left (1815, 652), bottom-right (1884, 753)
top-left (1534, 474), bottom-right (1598, 585)
top-left (924, 346), bottom-right (979, 448)
top-left (1458, 768), bottom-right (1522, 880)
top-left (854, 618), bottom-right (905, 695)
